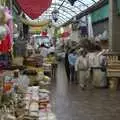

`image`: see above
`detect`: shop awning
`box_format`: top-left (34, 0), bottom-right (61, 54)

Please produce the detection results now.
top-left (16, 0), bottom-right (52, 19)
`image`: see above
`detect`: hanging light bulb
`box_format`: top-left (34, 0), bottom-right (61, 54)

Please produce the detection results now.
top-left (52, 9), bottom-right (59, 22)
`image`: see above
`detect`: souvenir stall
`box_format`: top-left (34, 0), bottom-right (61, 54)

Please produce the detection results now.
top-left (0, 67), bottom-right (57, 119)
top-left (23, 52), bottom-right (57, 80)
top-left (21, 18), bottom-right (57, 79)
top-left (0, 6), bottom-right (13, 69)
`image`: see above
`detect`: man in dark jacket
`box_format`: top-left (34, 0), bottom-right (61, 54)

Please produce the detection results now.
top-left (65, 47), bottom-right (70, 81)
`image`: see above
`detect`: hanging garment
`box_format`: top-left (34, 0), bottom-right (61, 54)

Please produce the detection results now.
top-left (0, 34), bottom-right (11, 53)
top-left (3, 7), bottom-right (13, 44)
top-left (4, 7), bottom-right (12, 22)
top-left (16, 0), bottom-right (52, 19)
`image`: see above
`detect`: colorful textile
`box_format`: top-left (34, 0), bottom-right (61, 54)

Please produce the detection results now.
top-left (0, 34), bottom-right (11, 53)
top-left (0, 24), bottom-right (12, 53)
top-left (16, 0), bottom-right (52, 19)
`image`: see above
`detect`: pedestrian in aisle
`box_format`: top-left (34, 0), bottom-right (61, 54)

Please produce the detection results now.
top-left (75, 50), bottom-right (89, 90)
top-left (68, 49), bottom-right (77, 83)
top-left (92, 46), bottom-right (107, 88)
top-left (65, 47), bottom-right (70, 81)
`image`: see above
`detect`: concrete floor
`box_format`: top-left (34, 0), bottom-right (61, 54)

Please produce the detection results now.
top-left (50, 63), bottom-right (120, 120)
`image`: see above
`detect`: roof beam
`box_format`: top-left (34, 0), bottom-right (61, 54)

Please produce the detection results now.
top-left (39, 15), bottom-right (63, 25)
top-left (77, 0), bottom-right (89, 7)
top-left (91, 0), bottom-right (97, 3)
top-left (62, 0), bottom-right (107, 27)
top-left (42, 14), bottom-right (68, 22)
top-left (56, 0), bottom-right (83, 11)
top-left (45, 8), bottom-right (71, 19)
top-left (52, 3), bottom-right (78, 14)
top-left (49, 5), bottom-right (75, 17)
top-left (58, 0), bottom-right (66, 9)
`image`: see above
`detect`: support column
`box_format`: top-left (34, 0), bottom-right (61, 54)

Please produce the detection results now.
top-left (109, 0), bottom-right (120, 52)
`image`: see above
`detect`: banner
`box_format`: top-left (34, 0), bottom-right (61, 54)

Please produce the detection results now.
top-left (16, 0), bottom-right (52, 19)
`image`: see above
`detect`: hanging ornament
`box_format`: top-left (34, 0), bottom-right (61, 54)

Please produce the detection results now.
top-left (16, 0), bottom-right (52, 19)
top-left (68, 0), bottom-right (77, 6)
top-left (52, 9), bottom-right (59, 22)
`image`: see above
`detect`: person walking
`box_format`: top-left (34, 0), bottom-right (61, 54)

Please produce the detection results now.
top-left (75, 50), bottom-right (89, 90)
top-left (68, 49), bottom-right (77, 83)
top-left (65, 47), bottom-right (70, 81)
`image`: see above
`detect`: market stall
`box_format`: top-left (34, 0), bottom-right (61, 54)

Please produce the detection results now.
top-left (0, 63), bottom-right (57, 119)
top-left (0, 6), bottom-right (13, 68)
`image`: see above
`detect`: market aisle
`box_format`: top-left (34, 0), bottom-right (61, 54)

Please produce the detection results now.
top-left (51, 62), bottom-right (120, 120)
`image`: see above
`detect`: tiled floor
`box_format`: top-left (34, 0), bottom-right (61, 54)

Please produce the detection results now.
top-left (50, 62), bottom-right (120, 120)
